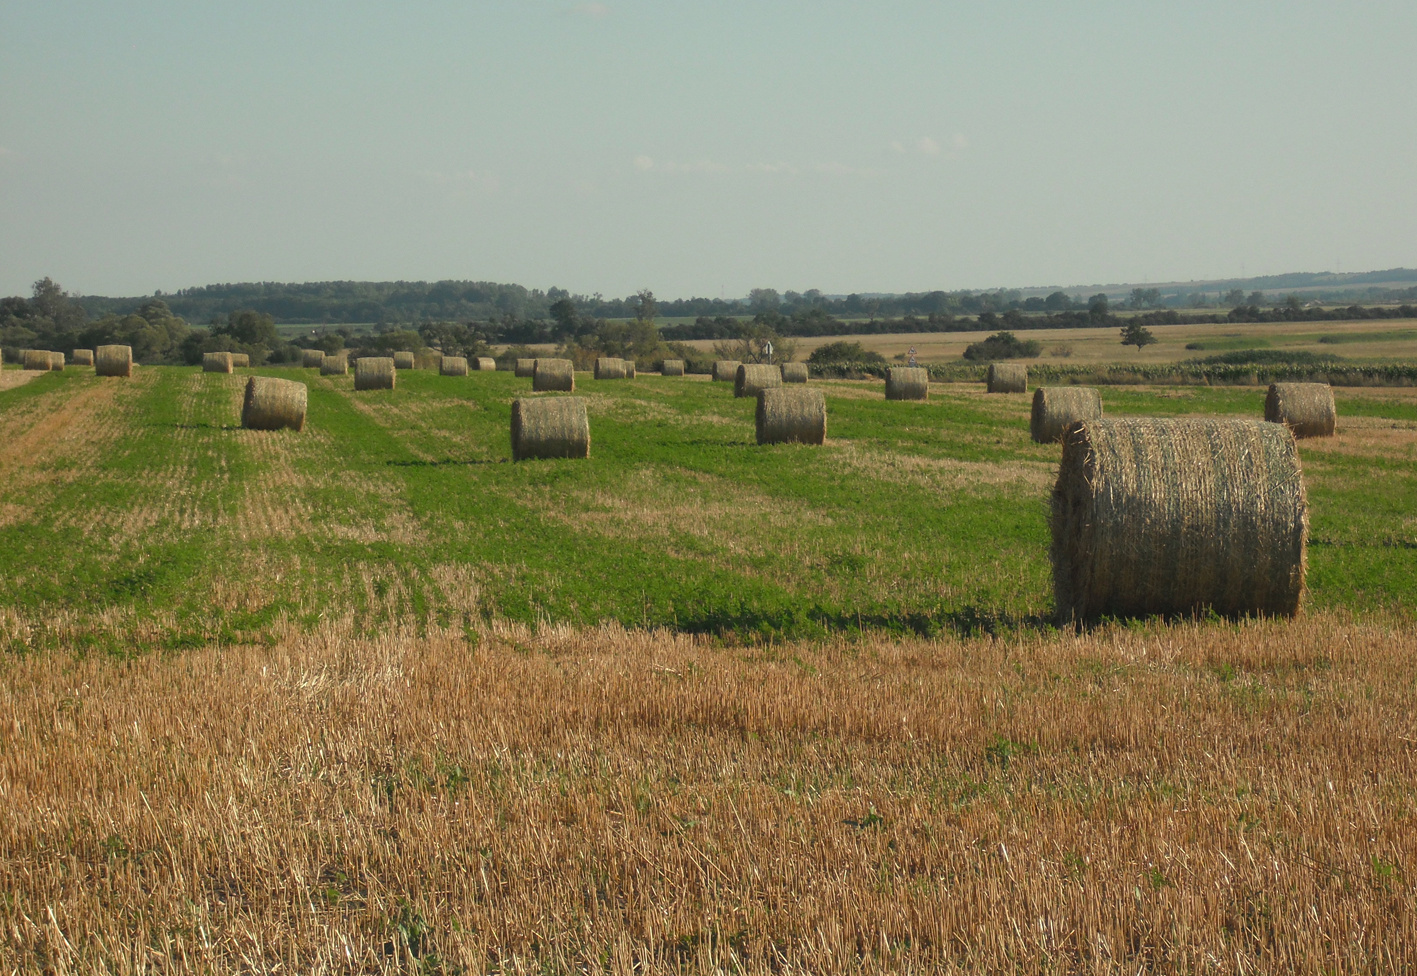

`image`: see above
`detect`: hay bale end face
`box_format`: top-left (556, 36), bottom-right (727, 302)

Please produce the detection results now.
top-left (1265, 382), bottom-right (1336, 438)
top-left (594, 357), bottom-right (628, 380)
top-left (511, 396), bottom-right (590, 460)
top-left (885, 366), bottom-right (929, 401)
top-left (757, 387), bottom-right (826, 445)
top-left (301, 349), bottom-right (325, 368)
top-left (94, 345), bottom-right (133, 377)
top-left (231, 353), bottom-right (250, 367)
top-left (624, 360), bottom-right (637, 379)
top-left (241, 376), bottom-right (308, 432)
top-left (475, 357), bottom-right (497, 371)
top-left (780, 362), bottom-right (809, 384)
top-left (440, 356), bottom-right (469, 376)
top-left (72, 349), bottom-right (95, 367)
top-left (533, 358), bottom-right (575, 392)
top-left (735, 363), bottom-right (782, 398)
top-left (713, 360), bottom-right (742, 382)
top-left (47, 351), bottom-right (66, 371)
top-left (514, 358), bottom-right (537, 377)
top-left (987, 362), bottom-right (1028, 393)
top-left (660, 359), bottom-right (685, 376)
top-left (202, 352), bottom-right (235, 373)
top-left (394, 351), bottom-right (416, 370)
top-left (1051, 418), bottom-right (1307, 624)
top-left (320, 354), bottom-right (348, 376)
top-left (354, 357), bottom-right (396, 390)
top-left (1031, 387), bottom-right (1103, 443)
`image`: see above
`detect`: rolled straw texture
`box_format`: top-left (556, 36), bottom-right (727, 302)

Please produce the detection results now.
top-left (94, 345), bottom-right (133, 377)
top-left (514, 358), bottom-right (537, 377)
top-left (756, 388), bottom-right (826, 445)
top-left (320, 354), bottom-right (348, 376)
top-left (47, 351), bottom-right (66, 371)
top-left (202, 352), bottom-right (234, 373)
top-left (475, 357), bottom-right (497, 371)
top-left (394, 351), bottom-right (416, 370)
top-left (713, 360), bottom-right (741, 382)
top-left (595, 357), bottom-right (628, 380)
top-left (624, 360), bottom-right (636, 379)
top-left (885, 366), bottom-right (929, 401)
top-left (354, 357), bottom-right (396, 390)
top-left (71, 349), bottom-right (94, 366)
top-left (1265, 383), bottom-right (1336, 439)
top-left (440, 356), bottom-right (469, 376)
top-left (987, 362), bottom-right (1028, 393)
top-left (533, 358), bottom-right (575, 392)
top-left (241, 376), bottom-right (308, 432)
top-left (781, 362), bottom-right (809, 384)
top-left (735, 363), bottom-right (782, 398)
top-left (22, 350), bottom-right (51, 371)
top-left (302, 349), bottom-right (325, 368)
top-left (1050, 418), bottom-right (1307, 623)
top-left (231, 353), bottom-right (250, 367)
top-left (511, 396), bottom-right (590, 460)
top-left (1031, 387), bottom-right (1103, 443)
top-left (660, 359), bottom-right (685, 376)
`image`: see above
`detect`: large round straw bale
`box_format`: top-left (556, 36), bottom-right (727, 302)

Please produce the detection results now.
top-left (987, 362), bottom-right (1028, 393)
top-left (394, 351), bottom-right (416, 370)
top-left (22, 350), bottom-right (50, 371)
top-left (533, 358), bottom-right (575, 392)
top-left (475, 356), bottom-right (496, 371)
top-left (241, 376), bottom-right (308, 431)
top-left (757, 387), bottom-right (826, 445)
top-left (354, 357), bottom-right (396, 390)
top-left (71, 349), bottom-right (95, 367)
top-left (713, 360), bottom-right (742, 382)
top-left (94, 345), bottom-right (133, 377)
top-left (511, 396), bottom-right (590, 460)
top-left (203, 351), bottom-right (235, 373)
top-left (660, 359), bottom-right (685, 376)
top-left (1265, 382), bottom-right (1336, 439)
top-left (514, 358), bottom-right (537, 377)
top-left (1031, 387), bottom-right (1103, 443)
top-left (233, 353), bottom-right (251, 367)
top-left (595, 357), bottom-right (628, 380)
top-left (320, 353), bottom-right (348, 376)
top-left (440, 356), bottom-right (469, 376)
top-left (47, 351), bottom-right (66, 371)
top-left (302, 349), bottom-right (325, 368)
top-left (885, 366), bottom-right (929, 401)
top-left (780, 362), bottom-right (809, 384)
top-left (1051, 418), bottom-right (1307, 623)
top-left (624, 360), bottom-right (637, 379)
top-left (735, 363), bottom-right (782, 398)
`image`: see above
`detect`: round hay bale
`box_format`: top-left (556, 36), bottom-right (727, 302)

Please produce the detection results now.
top-left (885, 366), bottom-right (928, 401)
top-left (1051, 418), bottom-right (1307, 624)
top-left (440, 356), bottom-right (469, 376)
top-left (514, 358), bottom-right (537, 377)
top-left (241, 376), bottom-right (308, 431)
top-left (533, 358), bottom-right (575, 392)
top-left (713, 360), bottom-right (742, 382)
top-left (475, 356), bottom-right (497, 371)
top-left (735, 363), bottom-right (782, 398)
top-left (320, 353), bottom-right (348, 376)
top-left (624, 360), bottom-right (637, 379)
top-left (1265, 382), bottom-right (1336, 439)
top-left (47, 351), bottom-right (66, 371)
top-left (231, 353), bottom-right (250, 368)
top-left (71, 349), bottom-right (94, 367)
top-left (595, 357), bottom-right (628, 380)
top-left (780, 362), bottom-right (809, 384)
top-left (987, 363), bottom-right (1028, 393)
top-left (511, 396), bottom-right (590, 460)
top-left (354, 357), bottom-right (396, 390)
top-left (1031, 387), bottom-right (1103, 444)
top-left (757, 388), bottom-right (826, 445)
top-left (22, 350), bottom-right (51, 371)
top-left (203, 351), bottom-right (235, 373)
top-left (394, 351), bottom-right (416, 370)
top-left (660, 359), bottom-right (685, 376)
top-left (94, 345), bottom-right (133, 377)
top-left (301, 349), bottom-right (325, 368)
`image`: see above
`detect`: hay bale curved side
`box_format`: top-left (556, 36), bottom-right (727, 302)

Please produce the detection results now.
top-left (202, 352), bottom-right (234, 373)
top-left (301, 349), bottom-right (325, 369)
top-left (533, 358), bottom-right (575, 392)
top-left (885, 366), bottom-right (929, 401)
top-left (231, 353), bottom-right (250, 368)
top-left (987, 363), bottom-right (1028, 393)
top-left (475, 357), bottom-right (497, 371)
top-left (735, 363), bottom-right (782, 398)
top-left (393, 351), bottom-right (416, 370)
top-left (22, 350), bottom-right (50, 371)
top-left (440, 356), bottom-right (469, 376)
top-left (594, 357), bottom-right (628, 380)
top-left (756, 387), bottom-right (826, 445)
top-left (1031, 387), bottom-right (1103, 443)
top-left (241, 376), bottom-right (308, 431)
top-left (320, 354), bottom-right (348, 376)
top-left (1265, 382), bottom-right (1336, 438)
top-left (514, 358), bottom-right (536, 377)
top-left (47, 351), bottom-right (66, 371)
top-left (780, 362), bottom-right (809, 384)
top-left (94, 345), bottom-right (133, 377)
top-left (1050, 418), bottom-right (1307, 623)
top-left (71, 349), bottom-right (95, 367)
top-left (713, 360), bottom-right (742, 382)
top-left (624, 360), bottom-right (637, 379)
top-left (354, 357), bottom-right (396, 390)
top-left (511, 396), bottom-right (590, 460)
top-left (660, 359), bottom-right (685, 376)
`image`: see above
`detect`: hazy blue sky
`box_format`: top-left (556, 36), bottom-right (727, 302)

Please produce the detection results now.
top-left (2, 1), bottom-right (1414, 299)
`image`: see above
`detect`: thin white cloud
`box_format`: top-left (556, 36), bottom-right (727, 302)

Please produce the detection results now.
top-left (917, 136), bottom-right (941, 156)
top-left (633, 155), bottom-right (655, 171)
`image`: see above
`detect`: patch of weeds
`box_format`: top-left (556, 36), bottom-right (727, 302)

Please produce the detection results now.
top-left (984, 734), bottom-right (1037, 770)
top-left (843, 807), bottom-right (885, 830)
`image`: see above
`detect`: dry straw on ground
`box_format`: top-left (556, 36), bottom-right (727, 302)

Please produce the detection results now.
top-left (71, 349), bottom-right (94, 366)
top-left (231, 353), bottom-right (250, 367)
top-left (301, 349), bottom-right (325, 368)
top-left (394, 351), bottom-right (416, 370)
top-left (354, 357), bottom-right (396, 390)
top-left (987, 362), bottom-right (1028, 393)
top-left (1051, 418), bottom-right (1307, 623)
top-left (595, 357), bottom-right (629, 380)
top-left (757, 387), bottom-right (827, 444)
top-left (320, 353), bottom-right (348, 376)
top-left (1031, 387), bottom-right (1103, 443)
top-left (885, 366), bottom-right (929, 400)
top-left (660, 359), bottom-right (685, 376)
top-left (514, 358), bottom-right (537, 377)
top-left (735, 363), bottom-right (782, 398)
top-left (781, 361), bottom-right (809, 383)
top-left (533, 358), bottom-right (575, 392)
top-left (240, 376), bottom-right (308, 431)
top-left (440, 356), bottom-right (469, 376)
top-left (94, 345), bottom-right (133, 377)
top-left (713, 359), bottom-right (741, 382)
top-left (1266, 382), bottom-right (1337, 438)
top-left (202, 352), bottom-right (234, 374)
top-left (511, 396), bottom-right (590, 460)
top-left (475, 356), bottom-right (496, 371)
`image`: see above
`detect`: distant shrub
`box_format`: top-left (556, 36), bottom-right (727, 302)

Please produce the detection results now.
top-left (808, 341), bottom-right (886, 365)
top-left (1049, 345), bottom-right (1073, 358)
top-left (963, 332), bottom-right (1041, 361)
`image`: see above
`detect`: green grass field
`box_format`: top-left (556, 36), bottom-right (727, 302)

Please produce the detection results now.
top-left (2, 365), bottom-right (1415, 654)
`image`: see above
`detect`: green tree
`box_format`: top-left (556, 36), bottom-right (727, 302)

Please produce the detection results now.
top-left (631, 289), bottom-right (657, 326)
top-left (1087, 293), bottom-right (1110, 319)
top-left (1225, 288), bottom-right (1246, 306)
top-left (1120, 322), bottom-right (1157, 350)
top-left (548, 297), bottom-right (579, 339)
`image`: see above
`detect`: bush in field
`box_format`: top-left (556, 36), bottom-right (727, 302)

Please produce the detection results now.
top-left (808, 341), bottom-right (887, 365)
top-left (963, 331), bottom-right (1041, 361)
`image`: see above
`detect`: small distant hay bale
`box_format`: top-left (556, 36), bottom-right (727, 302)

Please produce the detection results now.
top-left (22, 350), bottom-right (51, 371)
top-left (474, 356), bottom-right (496, 371)
top-left (1265, 382), bottom-right (1336, 439)
top-left (72, 349), bottom-right (95, 366)
top-left (355, 357), bottom-right (396, 390)
top-left (735, 363), bottom-right (781, 398)
top-left (1051, 418), bottom-right (1307, 624)
top-left (885, 366), bottom-right (928, 401)
top-left (780, 362), bottom-right (809, 384)
top-left (514, 358), bottom-right (537, 377)
top-left (595, 357), bottom-right (628, 380)
top-left (624, 360), bottom-right (637, 379)
top-left (511, 396), bottom-right (590, 460)
top-left (302, 349), bottom-right (325, 368)
top-left (47, 351), bottom-right (66, 371)
top-left (533, 358), bottom-right (575, 392)
top-left (987, 363), bottom-right (1028, 393)
top-left (94, 345), bottom-right (133, 377)
top-left (660, 359), bottom-right (685, 376)
top-left (757, 388), bottom-right (826, 445)
top-left (230, 353), bottom-right (250, 367)
top-left (203, 352), bottom-right (235, 373)
top-left (713, 360), bottom-right (741, 382)
top-left (440, 356), bottom-right (469, 376)
top-left (394, 351), bottom-right (416, 370)
top-left (1031, 387), bottom-right (1103, 443)
top-left (320, 354), bottom-right (348, 376)
top-left (241, 376), bottom-right (308, 431)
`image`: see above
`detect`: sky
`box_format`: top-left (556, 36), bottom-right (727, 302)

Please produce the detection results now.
top-left (1, 0), bottom-right (1415, 300)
